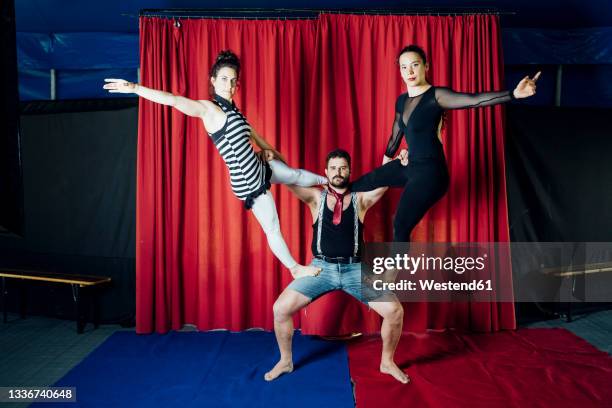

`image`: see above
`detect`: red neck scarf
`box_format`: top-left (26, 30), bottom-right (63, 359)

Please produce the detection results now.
top-left (328, 188), bottom-right (349, 225)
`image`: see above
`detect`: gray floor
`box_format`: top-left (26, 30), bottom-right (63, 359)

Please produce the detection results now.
top-left (525, 308), bottom-right (612, 354)
top-left (0, 309), bottom-right (610, 407)
top-left (0, 314), bottom-right (129, 408)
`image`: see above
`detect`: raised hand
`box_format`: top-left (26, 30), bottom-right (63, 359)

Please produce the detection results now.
top-left (103, 78), bottom-right (137, 94)
top-left (513, 71), bottom-right (541, 99)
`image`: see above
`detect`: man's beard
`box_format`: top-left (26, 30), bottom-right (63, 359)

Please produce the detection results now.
top-left (329, 175), bottom-right (349, 188)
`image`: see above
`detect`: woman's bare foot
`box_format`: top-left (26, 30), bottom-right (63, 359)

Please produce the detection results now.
top-left (290, 264), bottom-right (321, 279)
top-left (380, 361), bottom-right (410, 384)
top-left (264, 360), bottom-right (294, 381)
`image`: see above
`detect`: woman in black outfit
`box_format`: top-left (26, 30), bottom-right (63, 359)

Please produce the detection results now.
top-left (351, 45), bottom-right (540, 241)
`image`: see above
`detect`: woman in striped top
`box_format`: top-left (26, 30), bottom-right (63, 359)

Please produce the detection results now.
top-left (103, 50), bottom-right (324, 279)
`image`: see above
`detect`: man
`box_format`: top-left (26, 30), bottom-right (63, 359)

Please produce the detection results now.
top-left (263, 149), bottom-right (410, 384)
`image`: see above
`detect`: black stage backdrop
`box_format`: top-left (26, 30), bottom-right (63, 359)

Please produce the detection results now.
top-left (506, 105), bottom-right (612, 242)
top-left (0, 0), bottom-right (24, 235)
top-left (0, 100), bottom-right (137, 324)
top-left (506, 105), bottom-right (612, 321)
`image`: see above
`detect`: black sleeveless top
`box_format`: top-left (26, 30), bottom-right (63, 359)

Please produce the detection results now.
top-left (207, 94), bottom-right (266, 200)
top-left (311, 191), bottom-right (363, 258)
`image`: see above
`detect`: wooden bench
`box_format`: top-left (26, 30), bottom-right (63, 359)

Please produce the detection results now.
top-left (0, 269), bottom-right (111, 333)
top-left (540, 261), bottom-right (612, 277)
top-left (540, 261), bottom-right (612, 321)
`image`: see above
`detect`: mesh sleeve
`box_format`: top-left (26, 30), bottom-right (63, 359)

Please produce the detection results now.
top-left (384, 96), bottom-right (405, 157)
top-left (384, 110), bottom-right (404, 158)
top-left (434, 87), bottom-right (513, 110)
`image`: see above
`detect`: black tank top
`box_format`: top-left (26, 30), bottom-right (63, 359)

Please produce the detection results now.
top-left (311, 191), bottom-right (363, 257)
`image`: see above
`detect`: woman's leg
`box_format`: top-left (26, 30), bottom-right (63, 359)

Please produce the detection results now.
top-left (392, 163), bottom-right (449, 241)
top-left (269, 159), bottom-right (327, 186)
top-left (250, 191), bottom-right (321, 278)
top-left (351, 159), bottom-right (409, 192)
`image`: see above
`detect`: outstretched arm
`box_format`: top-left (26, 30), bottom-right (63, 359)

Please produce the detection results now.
top-left (250, 128), bottom-right (287, 164)
top-left (435, 71), bottom-right (541, 110)
top-left (286, 185), bottom-right (319, 206)
top-left (103, 78), bottom-right (210, 118)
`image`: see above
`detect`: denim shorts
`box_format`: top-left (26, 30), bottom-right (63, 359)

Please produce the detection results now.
top-left (286, 257), bottom-right (385, 304)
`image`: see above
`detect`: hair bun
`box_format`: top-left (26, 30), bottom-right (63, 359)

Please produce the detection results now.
top-left (209, 49), bottom-right (241, 82)
top-left (216, 50), bottom-right (238, 63)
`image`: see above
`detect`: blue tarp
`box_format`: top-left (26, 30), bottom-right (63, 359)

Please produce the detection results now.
top-left (17, 32), bottom-right (139, 100)
top-left (30, 330), bottom-right (355, 408)
top-left (16, 27), bottom-right (612, 104)
top-left (502, 27), bottom-right (612, 65)
top-left (17, 32), bottom-right (139, 70)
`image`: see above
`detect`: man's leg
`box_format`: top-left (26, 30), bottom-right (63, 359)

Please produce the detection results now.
top-left (367, 299), bottom-right (409, 384)
top-left (264, 287), bottom-right (311, 381)
top-left (341, 263), bottom-right (409, 384)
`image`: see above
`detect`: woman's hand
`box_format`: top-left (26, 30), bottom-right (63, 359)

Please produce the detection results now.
top-left (103, 78), bottom-right (137, 93)
top-left (513, 72), bottom-right (541, 99)
top-left (257, 149), bottom-right (276, 162)
top-left (396, 149), bottom-right (409, 166)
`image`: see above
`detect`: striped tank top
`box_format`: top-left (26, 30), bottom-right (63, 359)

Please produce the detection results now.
top-left (208, 94), bottom-right (266, 200)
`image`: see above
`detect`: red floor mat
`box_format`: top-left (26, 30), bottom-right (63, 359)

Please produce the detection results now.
top-left (347, 328), bottom-right (612, 408)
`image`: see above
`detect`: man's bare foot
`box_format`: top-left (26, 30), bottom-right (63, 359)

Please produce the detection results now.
top-left (380, 362), bottom-right (410, 384)
top-left (290, 264), bottom-right (321, 279)
top-left (264, 360), bottom-right (294, 381)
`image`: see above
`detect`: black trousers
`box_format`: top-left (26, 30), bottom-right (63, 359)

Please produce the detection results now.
top-left (351, 158), bottom-right (449, 241)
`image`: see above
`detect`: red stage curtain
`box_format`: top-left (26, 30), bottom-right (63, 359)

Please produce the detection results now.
top-left (136, 17), bottom-right (320, 333)
top-left (136, 14), bottom-right (515, 334)
top-left (299, 14), bottom-right (515, 334)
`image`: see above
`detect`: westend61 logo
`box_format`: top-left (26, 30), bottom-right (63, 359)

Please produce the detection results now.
top-left (362, 242), bottom-right (612, 303)
top-left (362, 243), bottom-right (507, 302)
top-left (371, 253), bottom-right (488, 275)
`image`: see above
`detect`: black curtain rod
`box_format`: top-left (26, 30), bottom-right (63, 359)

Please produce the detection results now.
top-left (138, 8), bottom-right (515, 19)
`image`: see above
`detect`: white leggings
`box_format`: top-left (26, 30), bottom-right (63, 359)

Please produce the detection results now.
top-left (268, 159), bottom-right (327, 186)
top-left (250, 160), bottom-right (326, 269)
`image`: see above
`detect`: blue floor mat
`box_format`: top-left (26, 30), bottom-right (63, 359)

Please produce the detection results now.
top-left (32, 330), bottom-right (355, 408)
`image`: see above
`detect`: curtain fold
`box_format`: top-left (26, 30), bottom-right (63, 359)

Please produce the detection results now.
top-left (300, 14), bottom-right (514, 334)
top-left (137, 14), bottom-right (515, 335)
